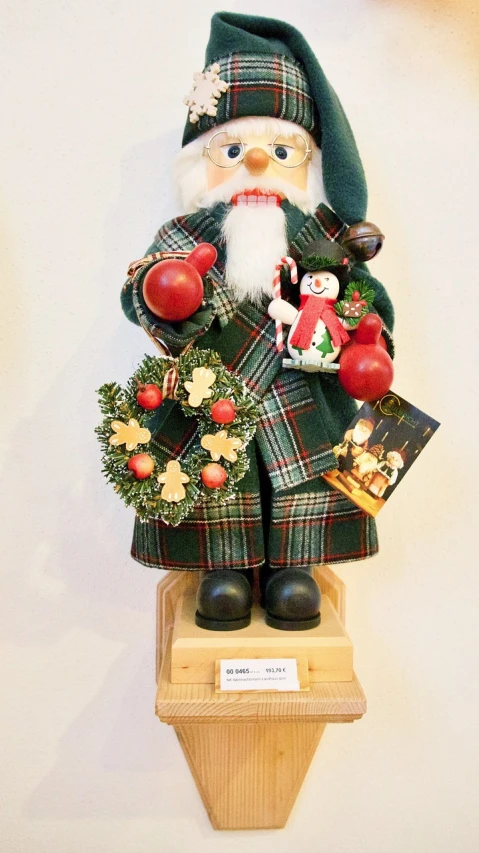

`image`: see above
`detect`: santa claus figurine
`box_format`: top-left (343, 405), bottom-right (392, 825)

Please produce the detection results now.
top-left (351, 444), bottom-right (384, 489)
top-left (333, 418), bottom-right (376, 473)
top-left (120, 12), bottom-right (395, 631)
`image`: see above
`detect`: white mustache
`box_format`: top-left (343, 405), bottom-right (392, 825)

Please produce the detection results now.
top-left (196, 166), bottom-right (315, 213)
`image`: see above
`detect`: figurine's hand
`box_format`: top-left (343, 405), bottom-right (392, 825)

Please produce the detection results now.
top-left (268, 298), bottom-right (298, 326)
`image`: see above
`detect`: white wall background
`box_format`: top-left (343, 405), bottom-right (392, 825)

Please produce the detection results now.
top-left (1, 1), bottom-right (478, 851)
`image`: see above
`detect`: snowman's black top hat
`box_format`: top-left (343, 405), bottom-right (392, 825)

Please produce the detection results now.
top-left (301, 238), bottom-right (350, 283)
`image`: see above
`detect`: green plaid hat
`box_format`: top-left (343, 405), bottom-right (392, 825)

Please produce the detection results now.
top-left (182, 12), bottom-right (368, 224)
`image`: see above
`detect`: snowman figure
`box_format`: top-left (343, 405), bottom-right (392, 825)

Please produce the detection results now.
top-left (268, 239), bottom-right (355, 372)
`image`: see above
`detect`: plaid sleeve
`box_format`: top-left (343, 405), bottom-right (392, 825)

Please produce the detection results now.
top-left (133, 266), bottom-right (218, 357)
top-left (120, 219), bottom-right (219, 355)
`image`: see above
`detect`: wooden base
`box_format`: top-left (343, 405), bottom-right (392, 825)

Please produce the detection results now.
top-left (171, 590), bottom-right (353, 684)
top-left (176, 721), bottom-right (326, 829)
top-left (156, 568), bottom-right (366, 830)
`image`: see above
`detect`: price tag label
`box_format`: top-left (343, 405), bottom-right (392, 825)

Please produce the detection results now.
top-left (217, 658), bottom-right (301, 692)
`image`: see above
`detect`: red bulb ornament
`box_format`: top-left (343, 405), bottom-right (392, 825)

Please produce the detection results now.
top-left (127, 453), bottom-right (155, 480)
top-left (338, 313), bottom-right (394, 401)
top-left (210, 399), bottom-right (236, 424)
top-left (201, 463), bottom-right (228, 489)
top-left (136, 383), bottom-right (163, 410)
top-left (143, 242), bottom-right (217, 322)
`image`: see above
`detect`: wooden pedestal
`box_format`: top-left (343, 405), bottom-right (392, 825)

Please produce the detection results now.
top-left (155, 567), bottom-right (366, 830)
top-left (171, 590), bottom-right (353, 684)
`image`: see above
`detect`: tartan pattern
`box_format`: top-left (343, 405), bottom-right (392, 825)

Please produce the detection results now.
top-left (132, 492), bottom-right (265, 571)
top-left (183, 53), bottom-right (319, 146)
top-left (289, 205), bottom-right (347, 257)
top-left (256, 371), bottom-right (338, 492)
top-left (149, 412), bottom-right (198, 466)
top-left (268, 484), bottom-right (378, 567)
top-left (131, 476), bottom-right (377, 572)
top-left (211, 299), bottom-right (283, 399)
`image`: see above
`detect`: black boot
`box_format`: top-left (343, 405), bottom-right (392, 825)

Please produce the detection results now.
top-left (237, 568), bottom-right (255, 590)
top-left (264, 568), bottom-right (321, 631)
top-left (195, 570), bottom-right (253, 631)
top-left (259, 564), bottom-right (274, 608)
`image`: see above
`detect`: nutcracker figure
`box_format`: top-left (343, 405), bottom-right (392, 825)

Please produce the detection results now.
top-left (116, 12), bottom-right (394, 631)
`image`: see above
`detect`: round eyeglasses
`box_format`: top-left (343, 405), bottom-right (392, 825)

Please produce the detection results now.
top-left (204, 130), bottom-right (312, 169)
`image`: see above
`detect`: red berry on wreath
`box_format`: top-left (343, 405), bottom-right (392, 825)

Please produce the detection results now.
top-left (210, 399), bottom-right (236, 424)
top-left (128, 453), bottom-right (155, 479)
top-left (136, 383), bottom-right (163, 410)
top-left (201, 463), bottom-right (228, 488)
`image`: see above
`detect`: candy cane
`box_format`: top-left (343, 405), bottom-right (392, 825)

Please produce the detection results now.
top-left (272, 256), bottom-right (298, 352)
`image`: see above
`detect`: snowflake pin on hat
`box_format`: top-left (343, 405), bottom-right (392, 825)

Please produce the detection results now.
top-left (183, 63), bottom-right (229, 124)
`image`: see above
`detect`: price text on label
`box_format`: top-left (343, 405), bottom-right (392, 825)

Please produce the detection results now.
top-left (219, 658), bottom-right (300, 692)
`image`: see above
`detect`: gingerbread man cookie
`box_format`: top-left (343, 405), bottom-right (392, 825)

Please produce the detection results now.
top-left (109, 418), bottom-right (151, 451)
top-left (184, 367), bottom-right (216, 407)
top-left (201, 430), bottom-right (243, 463)
top-left (157, 460), bottom-right (190, 503)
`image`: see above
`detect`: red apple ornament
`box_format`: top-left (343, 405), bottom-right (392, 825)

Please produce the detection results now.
top-left (201, 463), bottom-right (228, 489)
top-left (210, 399), bottom-right (236, 424)
top-left (143, 242), bottom-right (217, 322)
top-left (136, 383), bottom-right (163, 410)
top-left (128, 453), bottom-right (155, 479)
top-left (338, 313), bottom-right (394, 401)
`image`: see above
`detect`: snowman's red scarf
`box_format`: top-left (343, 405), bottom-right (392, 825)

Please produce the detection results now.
top-left (289, 296), bottom-right (350, 351)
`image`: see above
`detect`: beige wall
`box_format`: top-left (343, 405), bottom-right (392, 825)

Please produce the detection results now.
top-left (1, 1), bottom-right (478, 851)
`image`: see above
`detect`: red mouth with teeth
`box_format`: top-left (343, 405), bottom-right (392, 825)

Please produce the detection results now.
top-left (231, 189), bottom-right (283, 207)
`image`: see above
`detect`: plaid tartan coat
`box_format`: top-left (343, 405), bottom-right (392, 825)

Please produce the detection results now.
top-left (121, 202), bottom-right (394, 572)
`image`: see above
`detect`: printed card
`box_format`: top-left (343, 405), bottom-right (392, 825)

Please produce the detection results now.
top-left (323, 392), bottom-right (440, 517)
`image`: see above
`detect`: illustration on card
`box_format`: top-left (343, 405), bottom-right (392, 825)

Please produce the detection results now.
top-left (323, 393), bottom-right (440, 516)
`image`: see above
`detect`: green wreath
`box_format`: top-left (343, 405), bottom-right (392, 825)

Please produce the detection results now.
top-left (96, 349), bottom-right (260, 526)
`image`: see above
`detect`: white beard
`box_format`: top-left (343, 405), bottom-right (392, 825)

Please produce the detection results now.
top-left (221, 204), bottom-right (288, 305)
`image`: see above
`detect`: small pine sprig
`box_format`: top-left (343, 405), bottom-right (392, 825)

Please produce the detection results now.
top-left (301, 253), bottom-right (341, 272)
top-left (335, 279), bottom-right (376, 327)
